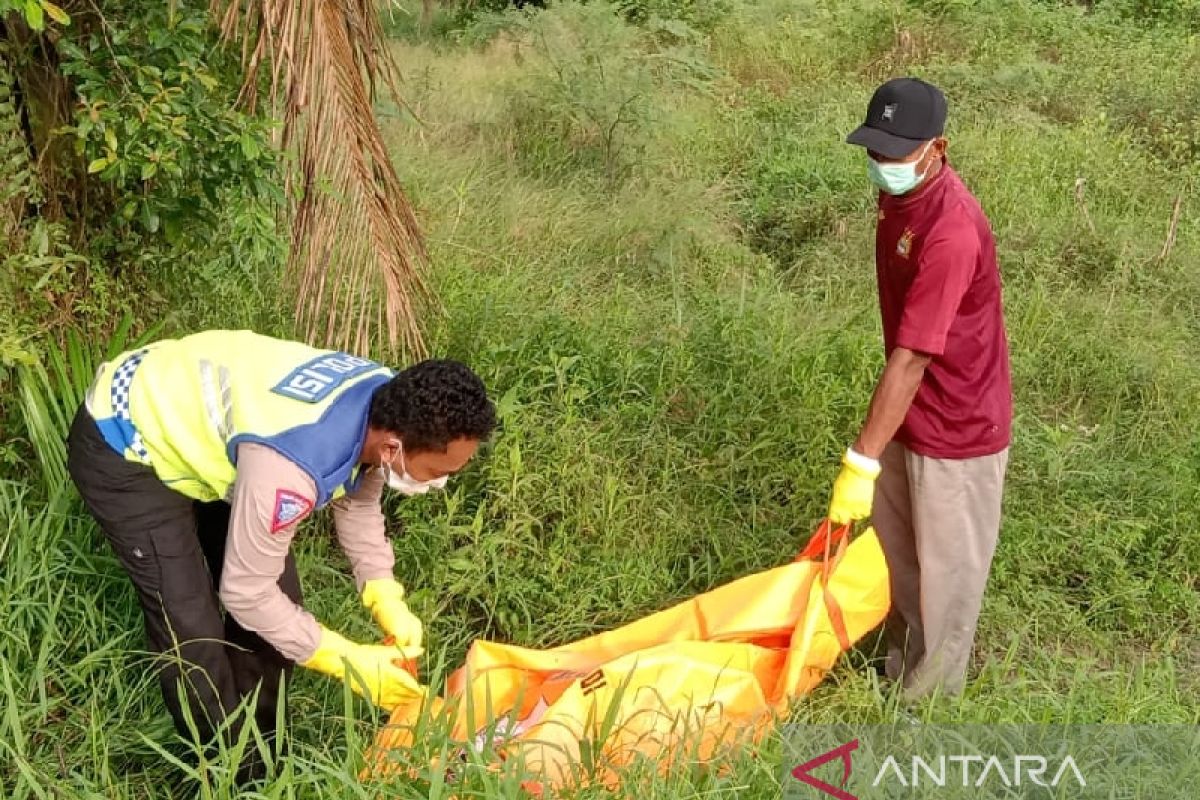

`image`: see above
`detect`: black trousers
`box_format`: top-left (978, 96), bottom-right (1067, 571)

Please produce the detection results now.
top-left (66, 405), bottom-right (299, 780)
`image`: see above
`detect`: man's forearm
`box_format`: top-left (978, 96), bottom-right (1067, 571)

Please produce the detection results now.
top-left (332, 469), bottom-right (396, 592)
top-left (853, 347), bottom-right (930, 459)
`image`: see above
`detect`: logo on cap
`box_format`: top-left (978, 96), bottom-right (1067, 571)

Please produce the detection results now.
top-left (881, 103), bottom-right (897, 121)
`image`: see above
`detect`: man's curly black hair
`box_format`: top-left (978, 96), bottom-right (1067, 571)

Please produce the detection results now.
top-left (368, 359), bottom-right (496, 453)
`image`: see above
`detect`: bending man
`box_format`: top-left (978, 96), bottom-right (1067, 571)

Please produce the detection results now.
top-left (66, 329), bottom-right (496, 778)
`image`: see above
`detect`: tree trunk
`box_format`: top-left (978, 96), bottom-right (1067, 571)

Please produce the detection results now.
top-left (0, 28), bottom-right (37, 243)
top-left (1, 13), bottom-right (83, 231)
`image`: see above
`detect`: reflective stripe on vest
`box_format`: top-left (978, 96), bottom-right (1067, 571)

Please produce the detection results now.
top-left (199, 359), bottom-right (235, 445)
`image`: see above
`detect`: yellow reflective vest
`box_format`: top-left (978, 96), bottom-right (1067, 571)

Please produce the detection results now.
top-left (85, 330), bottom-right (393, 505)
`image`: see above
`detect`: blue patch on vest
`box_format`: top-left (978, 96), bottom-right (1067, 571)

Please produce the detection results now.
top-left (230, 373), bottom-right (391, 507)
top-left (270, 353), bottom-right (381, 403)
top-left (95, 415), bottom-right (139, 456)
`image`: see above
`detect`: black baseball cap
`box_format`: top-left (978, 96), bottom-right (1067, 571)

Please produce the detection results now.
top-left (846, 77), bottom-right (947, 159)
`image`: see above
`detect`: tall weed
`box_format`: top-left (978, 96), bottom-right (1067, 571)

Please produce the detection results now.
top-left (16, 315), bottom-right (162, 495)
top-left (462, 2), bottom-right (716, 183)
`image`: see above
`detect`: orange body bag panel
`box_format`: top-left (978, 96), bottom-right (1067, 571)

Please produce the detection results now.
top-left (366, 523), bottom-right (890, 791)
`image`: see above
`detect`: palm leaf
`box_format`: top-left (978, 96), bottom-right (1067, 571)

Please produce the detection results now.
top-left (212, 0), bottom-right (432, 357)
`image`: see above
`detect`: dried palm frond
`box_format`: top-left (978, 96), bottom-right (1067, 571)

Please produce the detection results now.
top-left (212, 0), bottom-right (430, 357)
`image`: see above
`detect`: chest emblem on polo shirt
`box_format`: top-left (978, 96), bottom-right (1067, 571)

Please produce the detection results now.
top-left (896, 228), bottom-right (915, 259)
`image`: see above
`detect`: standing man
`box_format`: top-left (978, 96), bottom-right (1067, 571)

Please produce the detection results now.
top-left (828, 77), bottom-right (1013, 699)
top-left (66, 330), bottom-right (496, 780)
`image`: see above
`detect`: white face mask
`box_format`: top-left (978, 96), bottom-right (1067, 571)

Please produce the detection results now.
top-left (867, 140), bottom-right (934, 196)
top-left (381, 441), bottom-right (449, 496)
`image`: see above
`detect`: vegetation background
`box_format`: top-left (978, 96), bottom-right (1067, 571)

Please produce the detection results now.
top-left (2, 0), bottom-right (1198, 797)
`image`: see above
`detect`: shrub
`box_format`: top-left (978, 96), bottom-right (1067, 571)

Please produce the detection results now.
top-left (497, 3), bottom-right (658, 180)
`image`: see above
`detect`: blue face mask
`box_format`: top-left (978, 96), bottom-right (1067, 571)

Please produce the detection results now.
top-left (868, 141), bottom-right (934, 195)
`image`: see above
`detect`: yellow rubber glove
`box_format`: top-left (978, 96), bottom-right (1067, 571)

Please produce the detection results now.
top-left (300, 627), bottom-right (426, 710)
top-left (828, 448), bottom-right (882, 524)
top-left (362, 578), bottom-right (424, 649)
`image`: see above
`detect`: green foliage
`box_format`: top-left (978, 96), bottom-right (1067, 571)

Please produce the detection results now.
top-left (462, 1), bottom-right (717, 182)
top-left (1, 0), bottom-right (285, 459)
top-left (0, 47), bottom-right (49, 370)
top-left (1079, 0), bottom-right (1200, 29)
top-left (730, 86), bottom-right (868, 267)
top-left (487, 2), bottom-right (659, 180)
top-left (15, 314), bottom-right (160, 494)
top-left (0, 45), bottom-right (36, 213)
top-left (0, 42), bottom-right (101, 469)
top-left (437, 0), bottom-right (731, 37)
top-left (4, 0), bottom-right (1200, 795)
top-left (614, 0), bottom-right (732, 30)
top-left (56, 3), bottom-right (279, 249)
top-left (0, 0), bottom-right (70, 30)
top-left (1, 1), bottom-right (288, 500)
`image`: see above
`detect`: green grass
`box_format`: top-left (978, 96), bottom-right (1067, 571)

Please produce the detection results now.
top-left (3, 0), bottom-right (1200, 796)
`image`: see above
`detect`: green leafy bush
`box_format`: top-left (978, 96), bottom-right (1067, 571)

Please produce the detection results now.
top-left (0, 0), bottom-right (69, 30)
top-left (1, 0), bottom-right (286, 477)
top-left (1085, 0), bottom-right (1200, 29)
top-left (498, 2), bottom-right (659, 179)
top-left (56, 3), bottom-right (279, 249)
top-left (614, 0), bottom-right (732, 30)
top-left (461, 1), bottom-right (716, 182)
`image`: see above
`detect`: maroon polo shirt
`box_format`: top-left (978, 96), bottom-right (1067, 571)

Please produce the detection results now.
top-left (875, 162), bottom-right (1012, 459)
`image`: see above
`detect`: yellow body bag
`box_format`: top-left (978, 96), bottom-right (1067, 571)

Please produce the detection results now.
top-left (366, 522), bottom-right (890, 791)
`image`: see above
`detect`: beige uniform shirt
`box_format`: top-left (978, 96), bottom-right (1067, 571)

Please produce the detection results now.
top-left (219, 443), bottom-right (395, 663)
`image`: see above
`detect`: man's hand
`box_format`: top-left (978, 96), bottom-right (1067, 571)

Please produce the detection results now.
top-left (828, 346), bottom-right (929, 524)
top-left (300, 627), bottom-right (426, 710)
top-left (828, 449), bottom-right (882, 524)
top-left (362, 578), bottom-right (424, 649)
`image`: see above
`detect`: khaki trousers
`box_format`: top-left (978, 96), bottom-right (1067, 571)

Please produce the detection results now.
top-left (873, 442), bottom-right (1009, 699)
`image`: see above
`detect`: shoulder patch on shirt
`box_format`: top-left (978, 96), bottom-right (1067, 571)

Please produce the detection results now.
top-left (271, 489), bottom-right (314, 534)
